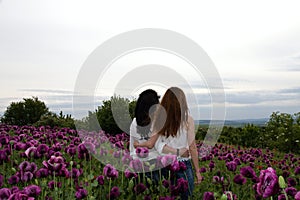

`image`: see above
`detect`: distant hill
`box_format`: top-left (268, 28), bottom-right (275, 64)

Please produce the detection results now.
top-left (195, 118), bottom-right (269, 127)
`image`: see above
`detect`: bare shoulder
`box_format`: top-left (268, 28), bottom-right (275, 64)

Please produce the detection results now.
top-left (188, 115), bottom-right (194, 125)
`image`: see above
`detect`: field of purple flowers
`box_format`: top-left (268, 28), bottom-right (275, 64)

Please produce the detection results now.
top-left (0, 124), bottom-right (300, 200)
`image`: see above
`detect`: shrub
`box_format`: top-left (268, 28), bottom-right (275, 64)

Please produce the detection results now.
top-left (1, 97), bottom-right (48, 126)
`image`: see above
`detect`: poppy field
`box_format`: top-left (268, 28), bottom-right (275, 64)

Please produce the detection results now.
top-left (0, 124), bottom-right (300, 200)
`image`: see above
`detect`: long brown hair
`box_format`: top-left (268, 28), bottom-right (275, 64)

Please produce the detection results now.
top-left (152, 87), bottom-right (189, 138)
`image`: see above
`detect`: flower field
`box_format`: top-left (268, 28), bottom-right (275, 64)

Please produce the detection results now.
top-left (0, 124), bottom-right (300, 200)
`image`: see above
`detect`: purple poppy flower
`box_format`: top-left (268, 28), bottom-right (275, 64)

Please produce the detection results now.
top-left (8, 191), bottom-right (34, 200)
top-left (113, 150), bottom-right (121, 158)
top-left (35, 168), bottom-right (49, 178)
top-left (99, 148), bottom-right (108, 157)
top-left (170, 160), bottom-right (180, 172)
top-left (23, 185), bottom-right (41, 197)
top-left (285, 187), bottom-right (297, 197)
top-left (24, 147), bottom-right (37, 158)
top-left (19, 161), bottom-right (31, 172)
top-left (70, 168), bottom-right (82, 179)
top-left (161, 155), bottom-right (177, 167)
top-left (96, 175), bottom-right (105, 185)
top-left (14, 142), bottom-right (27, 151)
top-left (233, 158), bottom-right (241, 165)
top-left (295, 191), bottom-right (300, 200)
top-left (21, 171), bottom-right (33, 182)
top-left (278, 194), bottom-right (287, 200)
top-left (0, 135), bottom-right (9, 145)
top-left (57, 167), bottom-right (70, 178)
top-left (0, 188), bottom-right (11, 199)
top-left (136, 147), bottom-right (149, 158)
top-left (8, 175), bottom-right (20, 185)
top-left (36, 144), bottom-right (49, 157)
top-left (225, 191), bottom-right (237, 200)
top-left (103, 164), bottom-right (119, 179)
top-left (48, 181), bottom-right (62, 190)
top-left (226, 161), bottom-right (237, 172)
top-left (130, 159), bottom-right (144, 172)
top-left (233, 174), bottom-right (246, 185)
top-left (212, 176), bottom-right (220, 183)
top-left (77, 143), bottom-right (89, 158)
top-left (75, 188), bottom-right (88, 199)
top-left (282, 170), bottom-right (290, 178)
top-left (66, 144), bottom-right (77, 156)
top-left (121, 153), bottom-right (133, 165)
top-left (203, 192), bottom-right (214, 200)
top-left (209, 161), bottom-right (215, 169)
top-left (287, 177), bottom-right (297, 187)
top-left (144, 195), bottom-right (151, 200)
top-left (200, 167), bottom-right (207, 173)
top-left (162, 180), bottom-right (170, 188)
top-left (294, 167), bottom-right (300, 175)
top-left (0, 149), bottom-right (9, 164)
top-left (256, 167), bottom-right (280, 198)
top-left (43, 155), bottom-right (66, 172)
top-left (134, 183), bottom-right (147, 194)
top-left (83, 142), bottom-right (96, 154)
top-left (225, 153), bottom-right (234, 161)
top-left (240, 166), bottom-right (256, 179)
top-left (176, 178), bottom-right (188, 193)
top-left (108, 186), bottom-right (120, 199)
top-left (124, 169), bottom-right (137, 179)
top-left (170, 185), bottom-right (179, 197)
top-left (51, 143), bottom-right (62, 152)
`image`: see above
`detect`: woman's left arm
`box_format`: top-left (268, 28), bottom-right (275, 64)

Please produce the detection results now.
top-left (187, 116), bottom-right (202, 184)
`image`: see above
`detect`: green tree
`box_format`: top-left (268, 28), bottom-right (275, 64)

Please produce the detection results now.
top-left (34, 111), bottom-right (75, 129)
top-left (96, 95), bottom-right (135, 135)
top-left (1, 97), bottom-right (48, 126)
top-left (240, 124), bottom-right (261, 147)
top-left (266, 111), bottom-right (294, 152)
top-left (75, 111), bottom-right (100, 131)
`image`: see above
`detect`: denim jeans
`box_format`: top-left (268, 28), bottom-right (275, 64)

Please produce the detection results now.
top-left (176, 160), bottom-right (194, 200)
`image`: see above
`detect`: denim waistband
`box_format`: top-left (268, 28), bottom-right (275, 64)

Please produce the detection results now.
top-left (178, 159), bottom-right (191, 164)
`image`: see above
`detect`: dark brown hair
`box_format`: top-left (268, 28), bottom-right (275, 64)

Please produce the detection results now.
top-left (135, 89), bottom-right (160, 139)
top-left (153, 87), bottom-right (189, 138)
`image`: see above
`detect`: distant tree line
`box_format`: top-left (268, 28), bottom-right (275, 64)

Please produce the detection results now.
top-left (0, 96), bottom-right (136, 134)
top-left (0, 97), bottom-right (76, 129)
top-left (1, 97), bottom-right (299, 153)
top-left (196, 111), bottom-right (300, 154)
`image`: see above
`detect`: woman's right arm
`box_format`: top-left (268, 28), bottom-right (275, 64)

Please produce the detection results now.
top-left (134, 133), bottom-right (159, 149)
top-left (134, 133), bottom-right (189, 157)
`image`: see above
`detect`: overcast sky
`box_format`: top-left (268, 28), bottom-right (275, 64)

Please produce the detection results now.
top-left (0, 0), bottom-right (300, 120)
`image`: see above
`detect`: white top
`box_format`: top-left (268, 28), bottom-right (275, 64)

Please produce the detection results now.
top-left (129, 118), bottom-right (160, 160)
top-left (155, 115), bottom-right (195, 161)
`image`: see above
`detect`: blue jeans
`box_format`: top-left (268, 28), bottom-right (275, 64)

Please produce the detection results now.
top-left (176, 160), bottom-right (194, 200)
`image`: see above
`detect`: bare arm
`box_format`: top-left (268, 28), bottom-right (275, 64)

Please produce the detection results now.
top-left (134, 133), bottom-right (189, 157)
top-left (134, 133), bottom-right (159, 149)
top-left (161, 144), bottom-right (189, 157)
top-left (187, 116), bottom-right (202, 184)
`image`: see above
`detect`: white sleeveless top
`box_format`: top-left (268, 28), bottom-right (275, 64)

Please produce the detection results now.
top-left (129, 118), bottom-right (160, 160)
top-left (155, 123), bottom-right (191, 161)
